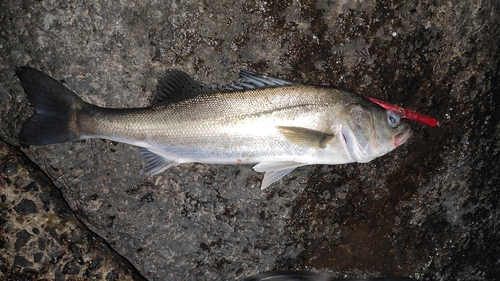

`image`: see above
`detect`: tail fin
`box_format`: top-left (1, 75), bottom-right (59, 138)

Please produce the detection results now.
top-left (17, 67), bottom-right (85, 145)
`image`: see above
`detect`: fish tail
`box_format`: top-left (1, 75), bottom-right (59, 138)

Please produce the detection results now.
top-left (17, 66), bottom-right (86, 145)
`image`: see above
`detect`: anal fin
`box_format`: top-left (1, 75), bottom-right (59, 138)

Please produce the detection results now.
top-left (139, 148), bottom-right (179, 175)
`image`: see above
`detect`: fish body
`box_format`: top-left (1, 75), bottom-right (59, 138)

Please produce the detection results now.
top-left (18, 67), bottom-right (412, 189)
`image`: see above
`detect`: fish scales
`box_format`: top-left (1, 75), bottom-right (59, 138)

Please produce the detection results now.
top-left (78, 86), bottom-right (349, 163)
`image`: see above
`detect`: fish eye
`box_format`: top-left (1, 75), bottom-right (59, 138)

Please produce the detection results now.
top-left (387, 110), bottom-right (401, 127)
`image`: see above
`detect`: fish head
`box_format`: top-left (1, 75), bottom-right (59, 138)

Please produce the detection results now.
top-left (338, 103), bottom-right (412, 163)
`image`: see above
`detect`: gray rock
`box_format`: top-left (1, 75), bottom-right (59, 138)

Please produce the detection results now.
top-left (1, 0), bottom-right (499, 280)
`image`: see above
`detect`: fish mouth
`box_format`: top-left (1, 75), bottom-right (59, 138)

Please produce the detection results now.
top-left (393, 125), bottom-right (413, 147)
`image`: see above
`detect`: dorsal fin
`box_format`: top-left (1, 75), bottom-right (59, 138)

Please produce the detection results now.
top-left (153, 69), bottom-right (296, 104)
top-left (216, 70), bottom-right (296, 91)
top-left (152, 69), bottom-right (209, 105)
top-left (239, 70), bottom-right (296, 86)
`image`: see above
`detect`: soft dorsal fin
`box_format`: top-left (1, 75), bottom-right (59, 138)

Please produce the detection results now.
top-left (152, 69), bottom-right (209, 105)
top-left (217, 70), bottom-right (296, 91)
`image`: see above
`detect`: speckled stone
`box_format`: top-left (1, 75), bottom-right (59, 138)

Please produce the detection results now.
top-left (14, 198), bottom-right (38, 215)
top-left (0, 142), bottom-right (146, 280)
top-left (14, 230), bottom-right (33, 251)
top-left (2, 161), bottom-right (18, 176)
top-left (14, 255), bottom-right (33, 268)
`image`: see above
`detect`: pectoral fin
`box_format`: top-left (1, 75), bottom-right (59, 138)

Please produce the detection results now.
top-left (277, 126), bottom-right (335, 149)
top-left (253, 161), bottom-right (308, 189)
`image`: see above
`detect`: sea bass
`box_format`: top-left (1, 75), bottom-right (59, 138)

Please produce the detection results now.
top-left (17, 67), bottom-right (412, 189)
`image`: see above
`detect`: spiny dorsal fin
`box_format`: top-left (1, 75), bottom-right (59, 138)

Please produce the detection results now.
top-left (216, 70), bottom-right (296, 91)
top-left (152, 69), bottom-right (209, 105)
top-left (239, 70), bottom-right (296, 86)
top-left (277, 126), bottom-right (335, 149)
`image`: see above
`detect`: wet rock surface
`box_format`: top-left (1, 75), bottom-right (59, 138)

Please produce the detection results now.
top-left (1, 0), bottom-right (499, 280)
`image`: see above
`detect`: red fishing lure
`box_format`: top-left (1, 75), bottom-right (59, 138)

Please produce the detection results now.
top-left (367, 97), bottom-right (439, 127)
